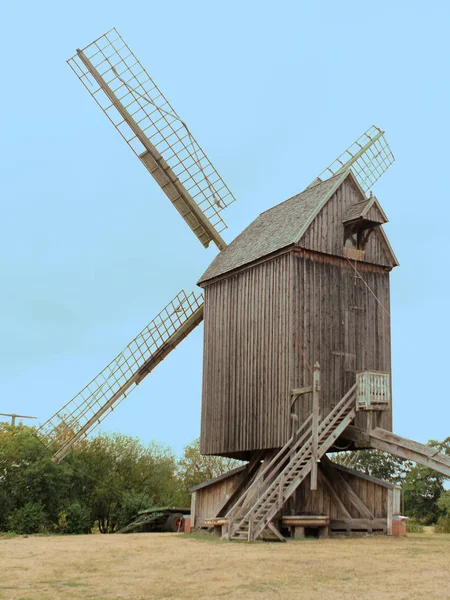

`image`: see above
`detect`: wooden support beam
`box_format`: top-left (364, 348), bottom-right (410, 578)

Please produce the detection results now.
top-left (267, 522), bottom-right (286, 543)
top-left (290, 386), bottom-right (313, 407)
top-left (369, 428), bottom-right (450, 478)
top-left (321, 456), bottom-right (374, 519)
top-left (330, 518), bottom-right (387, 532)
top-left (190, 491), bottom-right (197, 529)
top-left (387, 489), bottom-right (393, 536)
top-left (310, 362), bottom-right (321, 490)
top-left (216, 452), bottom-right (264, 518)
top-left (292, 525), bottom-right (305, 538)
top-left (318, 468), bottom-right (352, 519)
top-left (291, 386), bottom-right (313, 396)
top-left (340, 425), bottom-right (371, 447)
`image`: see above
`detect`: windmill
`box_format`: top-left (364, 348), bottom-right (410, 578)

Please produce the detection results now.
top-left (37, 28), bottom-right (396, 464)
top-left (38, 29), bottom-right (450, 542)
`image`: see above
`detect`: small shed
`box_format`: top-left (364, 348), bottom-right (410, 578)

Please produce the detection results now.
top-left (190, 459), bottom-right (401, 537)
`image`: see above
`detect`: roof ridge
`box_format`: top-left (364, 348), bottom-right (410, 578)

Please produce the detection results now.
top-left (198, 169), bottom-right (370, 286)
top-left (258, 172), bottom-right (344, 217)
top-left (292, 170), bottom-right (350, 245)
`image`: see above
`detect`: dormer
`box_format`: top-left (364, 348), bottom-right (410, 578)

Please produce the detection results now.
top-left (343, 195), bottom-right (388, 261)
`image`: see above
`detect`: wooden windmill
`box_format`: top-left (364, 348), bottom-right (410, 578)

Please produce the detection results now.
top-left (38, 29), bottom-right (450, 541)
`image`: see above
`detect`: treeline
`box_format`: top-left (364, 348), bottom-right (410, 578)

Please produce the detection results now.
top-left (0, 423), bottom-right (238, 535)
top-left (1, 423), bottom-right (449, 535)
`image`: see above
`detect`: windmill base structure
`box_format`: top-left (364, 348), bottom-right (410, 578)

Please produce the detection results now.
top-left (36, 29), bottom-right (450, 542)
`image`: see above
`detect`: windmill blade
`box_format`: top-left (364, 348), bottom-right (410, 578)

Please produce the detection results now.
top-left (316, 125), bottom-right (395, 193)
top-left (37, 290), bottom-right (203, 463)
top-left (67, 28), bottom-right (235, 251)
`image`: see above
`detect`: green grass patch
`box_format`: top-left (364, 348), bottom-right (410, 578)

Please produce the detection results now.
top-left (406, 519), bottom-right (425, 533)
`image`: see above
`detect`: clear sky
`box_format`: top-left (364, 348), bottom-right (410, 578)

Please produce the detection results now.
top-left (0, 0), bottom-right (449, 456)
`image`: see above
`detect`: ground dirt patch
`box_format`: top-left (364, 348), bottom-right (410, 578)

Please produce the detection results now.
top-left (0, 532), bottom-right (449, 600)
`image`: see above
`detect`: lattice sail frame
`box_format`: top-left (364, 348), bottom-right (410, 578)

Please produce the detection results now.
top-left (318, 125), bottom-right (395, 193)
top-left (37, 290), bottom-right (203, 453)
top-left (67, 28), bottom-right (235, 246)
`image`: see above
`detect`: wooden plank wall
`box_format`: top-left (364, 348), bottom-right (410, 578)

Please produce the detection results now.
top-left (193, 472), bottom-right (243, 528)
top-left (200, 177), bottom-right (394, 457)
top-left (200, 253), bottom-right (292, 457)
top-left (291, 469), bottom-right (388, 520)
top-left (291, 250), bottom-right (392, 432)
top-left (301, 178), bottom-right (393, 267)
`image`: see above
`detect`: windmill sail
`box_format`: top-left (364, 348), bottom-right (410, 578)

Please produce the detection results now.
top-left (37, 291), bottom-right (203, 463)
top-left (316, 125), bottom-right (395, 192)
top-left (68, 28), bottom-right (235, 251)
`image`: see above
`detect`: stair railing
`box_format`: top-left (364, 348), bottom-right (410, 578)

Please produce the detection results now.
top-left (236, 384), bottom-right (358, 541)
top-left (248, 386), bottom-right (358, 541)
top-left (226, 413), bottom-right (313, 535)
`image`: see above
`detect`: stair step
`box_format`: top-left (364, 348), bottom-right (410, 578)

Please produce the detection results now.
top-left (228, 396), bottom-right (355, 542)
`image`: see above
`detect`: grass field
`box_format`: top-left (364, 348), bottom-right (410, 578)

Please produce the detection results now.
top-left (0, 531), bottom-right (449, 600)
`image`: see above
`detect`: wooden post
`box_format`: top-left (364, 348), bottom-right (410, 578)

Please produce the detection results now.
top-left (387, 489), bottom-right (393, 536)
top-left (278, 473), bottom-right (285, 510)
top-left (310, 362), bottom-right (321, 491)
top-left (0, 413), bottom-right (37, 427)
top-left (190, 491), bottom-right (196, 530)
top-left (293, 525), bottom-right (305, 538)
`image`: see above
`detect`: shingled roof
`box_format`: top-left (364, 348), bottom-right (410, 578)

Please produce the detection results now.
top-left (343, 195), bottom-right (388, 225)
top-left (198, 170), bottom-right (350, 285)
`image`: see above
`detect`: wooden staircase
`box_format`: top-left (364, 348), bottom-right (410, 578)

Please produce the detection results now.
top-left (226, 384), bottom-right (357, 542)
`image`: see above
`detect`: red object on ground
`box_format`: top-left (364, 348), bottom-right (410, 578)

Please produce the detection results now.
top-left (392, 516), bottom-right (408, 537)
top-left (183, 516), bottom-right (191, 533)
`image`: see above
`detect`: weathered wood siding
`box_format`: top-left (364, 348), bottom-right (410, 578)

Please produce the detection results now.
top-left (291, 249), bottom-right (392, 432)
top-left (200, 253), bottom-right (292, 456)
top-left (200, 177), bottom-right (394, 457)
top-left (192, 471), bottom-right (244, 528)
top-left (289, 466), bottom-right (392, 528)
top-left (301, 177), bottom-right (393, 267)
top-left (292, 470), bottom-right (387, 519)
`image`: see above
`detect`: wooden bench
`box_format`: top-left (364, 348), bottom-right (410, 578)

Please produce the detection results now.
top-left (282, 515), bottom-right (330, 539)
top-left (205, 517), bottom-right (228, 537)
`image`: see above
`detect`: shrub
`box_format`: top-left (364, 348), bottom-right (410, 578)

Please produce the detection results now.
top-left (59, 502), bottom-right (92, 534)
top-left (114, 490), bottom-right (154, 531)
top-left (435, 516), bottom-right (450, 534)
top-left (406, 519), bottom-right (424, 533)
top-left (7, 502), bottom-right (47, 534)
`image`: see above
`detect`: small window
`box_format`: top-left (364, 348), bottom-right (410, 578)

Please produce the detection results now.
top-left (344, 227), bottom-right (365, 250)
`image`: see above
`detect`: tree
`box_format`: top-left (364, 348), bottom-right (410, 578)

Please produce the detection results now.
top-left (333, 449), bottom-right (411, 484)
top-left (67, 433), bottom-right (179, 533)
top-left (403, 465), bottom-right (445, 524)
top-left (176, 438), bottom-right (242, 505)
top-left (0, 424), bottom-right (180, 534)
top-left (0, 423), bottom-right (73, 532)
top-left (402, 438), bottom-right (449, 525)
top-left (437, 490), bottom-right (450, 516)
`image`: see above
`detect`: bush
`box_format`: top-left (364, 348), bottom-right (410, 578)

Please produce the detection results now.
top-left (114, 490), bottom-right (154, 531)
top-left (59, 502), bottom-right (92, 534)
top-left (7, 502), bottom-right (47, 534)
top-left (406, 519), bottom-right (424, 533)
top-left (435, 516), bottom-right (450, 534)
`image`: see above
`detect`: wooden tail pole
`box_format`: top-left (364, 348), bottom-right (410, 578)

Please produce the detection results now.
top-left (310, 362), bottom-right (321, 490)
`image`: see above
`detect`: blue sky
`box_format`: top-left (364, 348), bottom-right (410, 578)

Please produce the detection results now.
top-left (0, 0), bottom-right (448, 456)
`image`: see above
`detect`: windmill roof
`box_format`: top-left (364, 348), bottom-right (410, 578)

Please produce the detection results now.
top-left (198, 171), bottom-right (349, 285)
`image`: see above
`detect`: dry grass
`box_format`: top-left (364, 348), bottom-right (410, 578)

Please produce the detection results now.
top-left (0, 532), bottom-right (449, 600)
